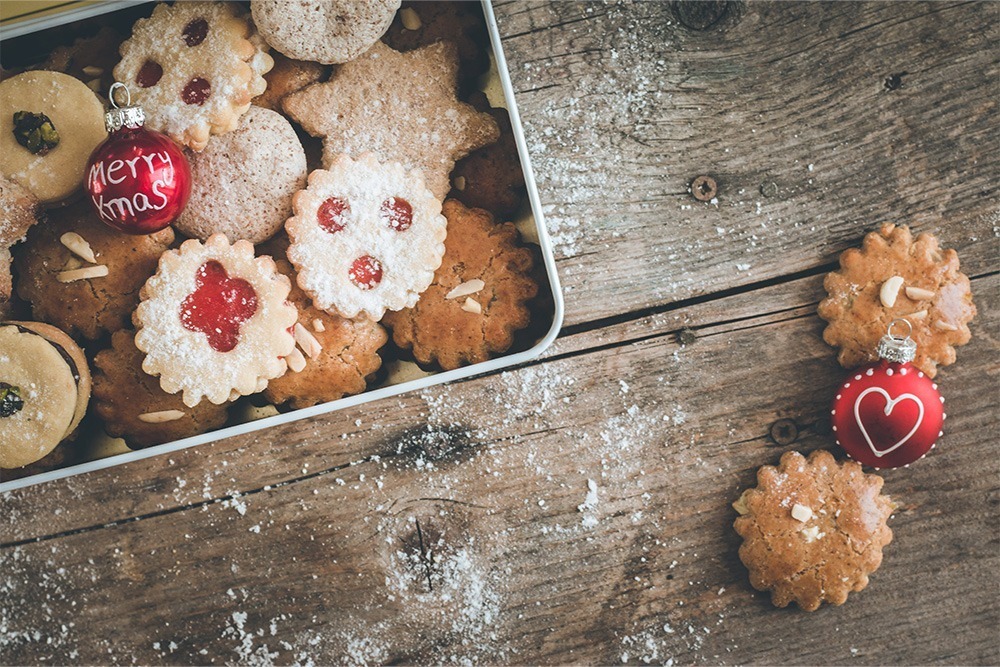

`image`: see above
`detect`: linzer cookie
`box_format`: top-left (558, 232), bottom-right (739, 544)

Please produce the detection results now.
top-left (282, 42), bottom-right (499, 200)
top-left (14, 200), bottom-right (174, 340)
top-left (251, 0), bottom-right (399, 65)
top-left (818, 224), bottom-right (975, 378)
top-left (134, 234), bottom-right (297, 407)
top-left (285, 153), bottom-right (447, 320)
top-left (733, 450), bottom-right (895, 611)
top-left (383, 200), bottom-right (537, 370)
top-left (114, 1), bottom-right (273, 151)
top-left (264, 259), bottom-right (388, 410)
top-left (94, 330), bottom-right (230, 448)
top-left (252, 53), bottom-right (326, 112)
top-left (174, 106), bottom-right (307, 244)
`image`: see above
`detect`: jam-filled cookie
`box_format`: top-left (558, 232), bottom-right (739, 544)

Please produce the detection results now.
top-left (93, 330), bottom-right (231, 448)
top-left (285, 153), bottom-right (447, 320)
top-left (134, 234), bottom-right (297, 407)
top-left (252, 52), bottom-right (327, 112)
top-left (383, 200), bottom-right (537, 369)
top-left (0, 321), bottom-right (91, 469)
top-left (0, 71), bottom-right (108, 205)
top-left (114, 1), bottom-right (273, 151)
top-left (14, 200), bottom-right (175, 340)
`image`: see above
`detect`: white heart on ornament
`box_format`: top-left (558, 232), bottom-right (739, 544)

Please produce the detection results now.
top-left (853, 387), bottom-right (925, 457)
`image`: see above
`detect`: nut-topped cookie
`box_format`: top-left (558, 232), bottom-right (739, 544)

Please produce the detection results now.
top-left (733, 450), bottom-right (895, 611)
top-left (818, 224), bottom-right (975, 378)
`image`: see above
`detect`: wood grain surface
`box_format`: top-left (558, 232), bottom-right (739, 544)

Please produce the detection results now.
top-left (2, 2), bottom-right (998, 665)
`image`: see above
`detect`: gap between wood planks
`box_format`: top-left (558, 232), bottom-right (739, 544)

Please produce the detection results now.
top-left (3, 267), bottom-right (995, 551)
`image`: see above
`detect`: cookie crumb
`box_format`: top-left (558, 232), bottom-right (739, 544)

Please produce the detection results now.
top-left (791, 503), bottom-right (812, 522)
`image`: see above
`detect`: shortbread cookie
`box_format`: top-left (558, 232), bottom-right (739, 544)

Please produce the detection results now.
top-left (818, 224), bottom-right (975, 378)
top-left (253, 52), bottom-right (327, 112)
top-left (0, 71), bottom-right (108, 204)
top-left (0, 248), bottom-right (12, 317)
top-left (43, 26), bottom-right (123, 97)
top-left (251, 0), bottom-right (400, 65)
top-left (14, 200), bottom-right (175, 340)
top-left (114, 1), bottom-right (273, 151)
top-left (174, 106), bottom-right (307, 244)
top-left (94, 330), bottom-right (230, 448)
top-left (0, 321), bottom-right (91, 469)
top-left (264, 259), bottom-right (387, 409)
top-left (383, 200), bottom-right (537, 369)
top-left (283, 42), bottom-right (499, 200)
top-left (0, 175), bottom-right (39, 247)
top-left (134, 234), bottom-right (297, 406)
top-left (286, 153), bottom-right (447, 319)
top-left (733, 450), bottom-right (895, 611)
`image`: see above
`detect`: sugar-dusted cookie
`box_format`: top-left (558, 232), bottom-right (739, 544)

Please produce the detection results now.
top-left (450, 93), bottom-right (526, 218)
top-left (114, 1), bottom-right (273, 151)
top-left (251, 0), bottom-right (400, 65)
top-left (94, 330), bottom-right (230, 448)
top-left (0, 175), bottom-right (40, 247)
top-left (264, 259), bottom-right (387, 410)
top-left (0, 71), bottom-right (108, 205)
top-left (0, 248), bottom-right (12, 317)
top-left (253, 52), bottom-right (327, 112)
top-left (43, 26), bottom-right (123, 98)
top-left (283, 42), bottom-right (499, 200)
top-left (383, 200), bottom-right (537, 370)
top-left (134, 234), bottom-right (297, 407)
top-left (174, 106), bottom-right (307, 244)
top-left (818, 224), bottom-right (975, 378)
top-left (733, 450), bottom-right (895, 611)
top-left (286, 153), bottom-right (447, 320)
top-left (0, 321), bottom-right (90, 469)
top-left (14, 200), bottom-right (175, 340)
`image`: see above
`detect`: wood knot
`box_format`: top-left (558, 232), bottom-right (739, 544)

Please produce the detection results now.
top-left (672, 0), bottom-right (744, 31)
top-left (393, 425), bottom-right (474, 464)
top-left (677, 327), bottom-right (698, 346)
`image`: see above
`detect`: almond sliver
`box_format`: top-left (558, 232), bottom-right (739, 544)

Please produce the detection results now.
top-left (461, 297), bottom-right (482, 314)
top-left (137, 409), bottom-right (185, 423)
top-left (57, 264), bottom-right (108, 282)
top-left (60, 232), bottom-right (97, 263)
top-left (293, 322), bottom-right (322, 358)
top-left (445, 279), bottom-right (485, 300)
top-left (905, 286), bottom-right (935, 301)
top-left (286, 347), bottom-right (307, 373)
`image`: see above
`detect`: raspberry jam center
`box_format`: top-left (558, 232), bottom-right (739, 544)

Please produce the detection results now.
top-left (182, 77), bottom-right (211, 105)
top-left (136, 60), bottom-right (163, 88)
top-left (349, 256), bottom-right (383, 290)
top-left (318, 197), bottom-right (349, 234)
top-left (180, 260), bottom-right (258, 353)
top-left (182, 18), bottom-right (209, 46)
top-left (380, 197), bottom-right (413, 232)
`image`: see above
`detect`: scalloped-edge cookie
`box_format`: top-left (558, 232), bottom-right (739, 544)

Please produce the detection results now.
top-left (114, 1), bottom-right (274, 151)
top-left (134, 234), bottom-right (297, 407)
top-left (286, 153), bottom-right (447, 320)
top-left (818, 223), bottom-right (975, 378)
top-left (733, 449), bottom-right (895, 611)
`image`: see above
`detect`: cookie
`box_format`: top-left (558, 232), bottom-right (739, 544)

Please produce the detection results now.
top-left (93, 330), bottom-right (230, 449)
top-left (450, 93), bottom-right (526, 218)
top-left (282, 41), bottom-right (500, 200)
top-left (383, 1), bottom-right (490, 94)
top-left (42, 26), bottom-right (124, 98)
top-left (818, 224), bottom-right (975, 378)
top-left (0, 248), bottom-right (11, 317)
top-left (134, 234), bottom-right (297, 407)
top-left (0, 71), bottom-right (108, 205)
top-left (174, 106), bottom-right (307, 244)
top-left (383, 200), bottom-right (537, 370)
top-left (252, 52), bottom-right (327, 112)
top-left (14, 200), bottom-right (175, 340)
top-left (113, 1), bottom-right (274, 151)
top-left (0, 175), bottom-right (41, 248)
top-left (251, 0), bottom-right (400, 65)
top-left (264, 259), bottom-right (387, 410)
top-left (733, 450), bottom-right (895, 611)
top-left (0, 321), bottom-right (91, 469)
top-left (286, 153), bottom-right (447, 320)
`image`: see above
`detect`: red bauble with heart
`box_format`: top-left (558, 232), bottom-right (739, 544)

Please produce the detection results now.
top-left (831, 360), bottom-right (944, 469)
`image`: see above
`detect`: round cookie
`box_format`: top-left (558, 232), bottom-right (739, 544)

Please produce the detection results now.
top-left (93, 330), bottom-right (230, 449)
top-left (251, 0), bottom-right (400, 65)
top-left (0, 321), bottom-right (90, 469)
top-left (733, 450), bottom-right (895, 611)
top-left (14, 200), bottom-right (175, 340)
top-left (0, 248), bottom-right (12, 317)
top-left (383, 200), bottom-right (537, 370)
top-left (0, 71), bottom-right (108, 205)
top-left (252, 52), bottom-right (327, 112)
top-left (0, 175), bottom-right (40, 247)
top-left (264, 259), bottom-right (387, 410)
top-left (174, 106), bottom-right (307, 244)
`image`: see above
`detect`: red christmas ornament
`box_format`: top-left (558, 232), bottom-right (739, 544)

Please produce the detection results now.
top-left (831, 320), bottom-right (945, 469)
top-left (86, 83), bottom-right (190, 234)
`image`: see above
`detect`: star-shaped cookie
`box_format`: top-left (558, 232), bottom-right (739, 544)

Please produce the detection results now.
top-left (282, 41), bottom-right (499, 200)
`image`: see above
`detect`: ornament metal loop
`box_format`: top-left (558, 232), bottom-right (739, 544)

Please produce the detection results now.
top-left (877, 318), bottom-right (917, 364)
top-left (104, 82), bottom-right (145, 133)
top-left (109, 82), bottom-right (131, 109)
top-left (887, 318), bottom-right (912, 341)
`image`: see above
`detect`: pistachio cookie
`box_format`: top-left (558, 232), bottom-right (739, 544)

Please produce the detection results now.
top-left (818, 224), bottom-right (975, 378)
top-left (114, 1), bottom-right (273, 151)
top-left (383, 200), bottom-right (537, 370)
top-left (14, 200), bottom-right (175, 340)
top-left (733, 450), bottom-right (895, 611)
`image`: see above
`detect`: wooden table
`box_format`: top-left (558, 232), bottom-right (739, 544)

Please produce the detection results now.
top-left (2, 2), bottom-right (997, 664)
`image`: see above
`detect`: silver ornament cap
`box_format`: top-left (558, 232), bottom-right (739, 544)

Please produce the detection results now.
top-left (104, 82), bottom-right (145, 133)
top-left (876, 318), bottom-right (917, 363)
